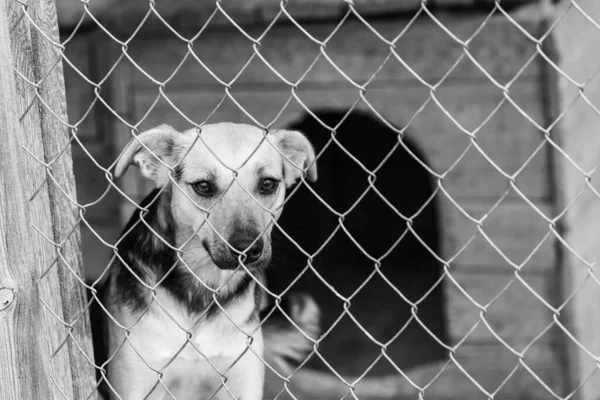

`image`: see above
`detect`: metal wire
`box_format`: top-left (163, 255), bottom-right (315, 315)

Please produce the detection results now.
top-left (8, 0), bottom-right (600, 399)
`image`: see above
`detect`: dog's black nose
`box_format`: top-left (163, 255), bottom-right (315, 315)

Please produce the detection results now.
top-left (229, 235), bottom-right (264, 263)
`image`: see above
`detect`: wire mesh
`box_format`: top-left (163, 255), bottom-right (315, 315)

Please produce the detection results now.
top-left (8, 0), bottom-right (600, 399)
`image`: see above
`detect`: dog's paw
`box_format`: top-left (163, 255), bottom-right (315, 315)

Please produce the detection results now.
top-left (262, 292), bottom-right (321, 372)
top-left (285, 293), bottom-right (320, 340)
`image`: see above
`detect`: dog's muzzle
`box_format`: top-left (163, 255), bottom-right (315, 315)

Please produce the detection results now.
top-left (229, 235), bottom-right (264, 264)
top-left (204, 234), bottom-right (267, 270)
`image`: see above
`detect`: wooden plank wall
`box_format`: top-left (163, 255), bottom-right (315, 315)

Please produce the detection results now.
top-left (103, 11), bottom-right (564, 400)
top-left (0, 1), bottom-right (96, 399)
top-left (65, 0), bottom-right (539, 36)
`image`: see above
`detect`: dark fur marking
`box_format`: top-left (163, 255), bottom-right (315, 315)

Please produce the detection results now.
top-left (254, 280), bottom-right (264, 312)
top-left (164, 138), bottom-right (175, 155)
top-left (173, 164), bottom-right (184, 181)
top-left (104, 188), bottom-right (258, 318)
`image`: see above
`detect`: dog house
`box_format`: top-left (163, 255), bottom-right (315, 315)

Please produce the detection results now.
top-left (60, 0), bottom-right (600, 398)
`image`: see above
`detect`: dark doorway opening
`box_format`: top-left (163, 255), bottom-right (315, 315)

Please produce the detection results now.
top-left (267, 110), bottom-right (448, 377)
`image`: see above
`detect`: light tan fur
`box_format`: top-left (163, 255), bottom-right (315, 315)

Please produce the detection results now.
top-left (105, 123), bottom-right (318, 400)
top-left (116, 123), bottom-right (315, 291)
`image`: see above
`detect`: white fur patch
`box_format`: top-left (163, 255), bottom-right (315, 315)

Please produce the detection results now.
top-left (107, 286), bottom-right (264, 400)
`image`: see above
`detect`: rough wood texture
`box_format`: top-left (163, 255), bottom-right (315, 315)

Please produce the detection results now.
top-left (123, 15), bottom-right (542, 87)
top-left (8, 1), bottom-right (75, 398)
top-left (0, 3), bottom-right (56, 399)
top-left (0, 1), bottom-right (96, 399)
top-left (551, 1), bottom-right (600, 399)
top-left (29, 2), bottom-right (97, 397)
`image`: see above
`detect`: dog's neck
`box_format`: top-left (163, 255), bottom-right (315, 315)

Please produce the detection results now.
top-left (111, 188), bottom-right (262, 319)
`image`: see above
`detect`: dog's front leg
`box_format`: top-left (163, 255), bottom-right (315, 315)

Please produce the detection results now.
top-left (107, 340), bottom-right (168, 400)
top-left (215, 331), bottom-right (265, 400)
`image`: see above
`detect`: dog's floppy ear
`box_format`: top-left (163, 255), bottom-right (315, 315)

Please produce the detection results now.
top-left (114, 124), bottom-right (182, 187)
top-left (271, 129), bottom-right (317, 187)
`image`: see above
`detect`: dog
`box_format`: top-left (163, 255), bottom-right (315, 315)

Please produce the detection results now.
top-left (94, 123), bottom-right (320, 400)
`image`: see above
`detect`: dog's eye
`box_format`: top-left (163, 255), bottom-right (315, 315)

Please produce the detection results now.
top-left (259, 178), bottom-right (279, 194)
top-left (192, 181), bottom-right (213, 196)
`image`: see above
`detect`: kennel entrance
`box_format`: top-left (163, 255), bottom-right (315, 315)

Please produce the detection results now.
top-left (266, 110), bottom-right (448, 379)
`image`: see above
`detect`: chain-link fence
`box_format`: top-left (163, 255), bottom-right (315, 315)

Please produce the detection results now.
top-left (5, 0), bottom-right (600, 399)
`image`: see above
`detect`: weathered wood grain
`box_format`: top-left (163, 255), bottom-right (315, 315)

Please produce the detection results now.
top-left (265, 341), bottom-right (564, 399)
top-left (131, 81), bottom-right (549, 201)
top-left (29, 1), bottom-right (97, 397)
top-left (123, 15), bottom-right (542, 88)
top-left (0, 3), bottom-right (56, 399)
top-left (7, 1), bottom-right (75, 398)
top-left (0, 1), bottom-right (97, 399)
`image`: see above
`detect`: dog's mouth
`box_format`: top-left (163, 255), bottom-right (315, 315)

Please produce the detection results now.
top-left (202, 240), bottom-right (266, 271)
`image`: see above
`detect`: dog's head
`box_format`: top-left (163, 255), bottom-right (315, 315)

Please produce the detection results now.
top-left (115, 123), bottom-right (317, 278)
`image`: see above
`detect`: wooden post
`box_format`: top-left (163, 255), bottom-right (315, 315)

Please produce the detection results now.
top-left (550, 1), bottom-right (600, 399)
top-left (0, 1), bottom-right (96, 399)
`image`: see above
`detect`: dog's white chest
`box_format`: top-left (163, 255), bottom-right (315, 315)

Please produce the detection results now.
top-left (109, 288), bottom-right (264, 400)
top-left (125, 288), bottom-right (261, 365)
top-left (189, 303), bottom-right (257, 359)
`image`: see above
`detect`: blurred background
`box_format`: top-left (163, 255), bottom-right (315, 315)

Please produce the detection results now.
top-left (53, 0), bottom-right (600, 398)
